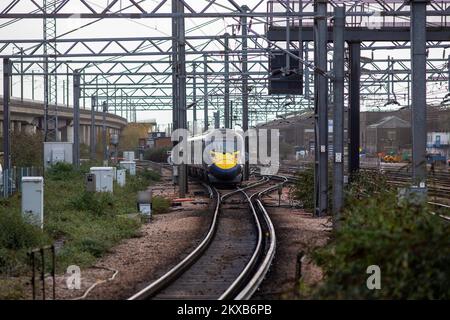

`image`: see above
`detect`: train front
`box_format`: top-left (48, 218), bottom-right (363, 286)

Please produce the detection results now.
top-left (206, 135), bottom-right (243, 184)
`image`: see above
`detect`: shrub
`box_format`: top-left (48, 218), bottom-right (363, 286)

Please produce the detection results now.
top-left (311, 172), bottom-right (450, 299)
top-left (74, 237), bottom-right (111, 258)
top-left (141, 169), bottom-right (161, 182)
top-left (46, 162), bottom-right (78, 181)
top-left (0, 211), bottom-right (49, 274)
top-left (144, 147), bottom-right (171, 163)
top-left (346, 170), bottom-right (394, 199)
top-left (68, 191), bottom-right (114, 217)
top-left (125, 170), bottom-right (160, 193)
top-left (152, 196), bottom-right (171, 214)
top-left (290, 165), bottom-right (315, 211)
top-left (10, 132), bottom-right (44, 167)
top-left (0, 211), bottom-right (48, 251)
top-left (0, 278), bottom-right (26, 299)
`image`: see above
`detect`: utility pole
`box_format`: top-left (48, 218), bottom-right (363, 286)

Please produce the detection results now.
top-left (102, 101), bottom-right (108, 164)
top-left (241, 5), bottom-right (250, 180)
top-left (3, 59), bottom-right (11, 172)
top-left (32, 70), bottom-right (35, 101)
top-left (192, 62), bottom-right (197, 135)
top-left (348, 42), bottom-right (361, 176)
top-left (66, 64), bottom-right (70, 107)
top-left (173, 0), bottom-right (187, 197)
top-left (314, 0), bottom-right (328, 217)
top-left (43, 0), bottom-right (58, 142)
top-left (90, 96), bottom-right (97, 161)
top-left (224, 33), bottom-right (230, 129)
top-left (332, 6), bottom-right (345, 224)
top-left (230, 100), bottom-right (234, 129)
top-left (409, 0), bottom-right (428, 189)
top-left (73, 70), bottom-right (80, 169)
top-left (203, 54), bottom-right (209, 132)
top-left (20, 47), bottom-right (23, 102)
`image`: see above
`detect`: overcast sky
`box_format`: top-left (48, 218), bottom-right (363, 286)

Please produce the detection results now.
top-left (0, 0), bottom-right (448, 128)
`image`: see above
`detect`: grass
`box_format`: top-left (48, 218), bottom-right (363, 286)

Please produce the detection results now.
top-left (0, 162), bottom-right (169, 299)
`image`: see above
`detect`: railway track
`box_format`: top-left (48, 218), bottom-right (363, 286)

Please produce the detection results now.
top-left (279, 163), bottom-right (450, 221)
top-left (278, 162), bottom-right (450, 203)
top-left (128, 176), bottom-right (285, 300)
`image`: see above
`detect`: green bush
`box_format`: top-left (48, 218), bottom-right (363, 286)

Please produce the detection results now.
top-left (46, 162), bottom-right (78, 181)
top-left (311, 172), bottom-right (450, 299)
top-left (0, 211), bottom-right (49, 274)
top-left (0, 211), bottom-right (48, 251)
top-left (346, 170), bottom-right (394, 199)
top-left (141, 169), bottom-right (161, 182)
top-left (0, 278), bottom-right (25, 299)
top-left (10, 132), bottom-right (43, 167)
top-left (125, 170), bottom-right (160, 193)
top-left (152, 196), bottom-right (171, 214)
top-left (291, 165), bottom-right (315, 211)
top-left (69, 191), bottom-right (114, 217)
top-left (144, 147), bottom-right (171, 163)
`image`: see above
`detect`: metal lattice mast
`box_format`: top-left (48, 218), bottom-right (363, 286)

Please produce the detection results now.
top-left (43, 0), bottom-right (58, 142)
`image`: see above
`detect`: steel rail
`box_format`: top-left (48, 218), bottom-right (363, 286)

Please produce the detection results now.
top-left (218, 186), bottom-right (264, 300)
top-left (428, 202), bottom-right (450, 222)
top-left (128, 174), bottom-right (283, 300)
top-left (128, 182), bottom-right (220, 300)
top-left (232, 175), bottom-right (286, 300)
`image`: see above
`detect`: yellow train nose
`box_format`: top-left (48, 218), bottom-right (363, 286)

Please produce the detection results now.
top-left (211, 151), bottom-right (238, 170)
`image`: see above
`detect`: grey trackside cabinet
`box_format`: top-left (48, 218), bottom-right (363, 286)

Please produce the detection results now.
top-left (21, 177), bottom-right (44, 229)
top-left (116, 169), bottom-right (126, 187)
top-left (120, 161), bottom-right (136, 176)
top-left (90, 167), bottom-right (114, 192)
top-left (123, 151), bottom-right (135, 161)
top-left (44, 142), bottom-right (73, 169)
top-left (85, 173), bottom-right (96, 192)
top-left (137, 190), bottom-right (152, 218)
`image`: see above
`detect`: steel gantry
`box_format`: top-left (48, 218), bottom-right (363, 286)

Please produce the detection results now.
top-left (0, 0), bottom-right (449, 207)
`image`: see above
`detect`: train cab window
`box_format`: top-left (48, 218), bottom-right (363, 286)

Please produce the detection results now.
top-left (209, 140), bottom-right (237, 154)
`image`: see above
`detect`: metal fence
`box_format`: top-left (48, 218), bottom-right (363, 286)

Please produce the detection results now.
top-left (1, 166), bottom-right (44, 198)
